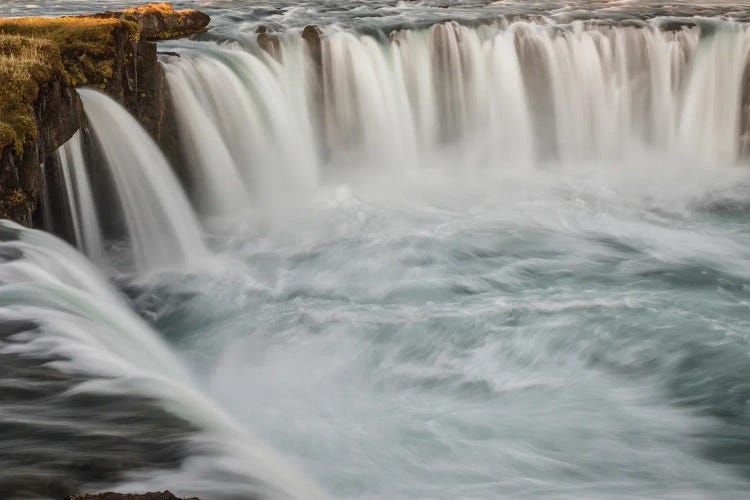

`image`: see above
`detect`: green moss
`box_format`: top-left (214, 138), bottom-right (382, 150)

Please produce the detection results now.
top-left (119, 3), bottom-right (210, 40)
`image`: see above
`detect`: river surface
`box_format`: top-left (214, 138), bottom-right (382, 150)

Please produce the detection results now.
top-left (1, 1), bottom-right (750, 499)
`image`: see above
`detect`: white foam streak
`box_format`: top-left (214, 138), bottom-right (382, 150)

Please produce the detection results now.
top-left (56, 131), bottom-right (105, 262)
top-left (79, 89), bottom-right (208, 273)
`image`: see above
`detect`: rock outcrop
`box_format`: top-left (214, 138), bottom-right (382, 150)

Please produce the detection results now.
top-left (66, 491), bottom-right (201, 500)
top-left (0, 32), bottom-right (82, 224)
top-left (0, 3), bottom-right (210, 226)
top-left (89, 3), bottom-right (210, 41)
top-left (257, 25), bottom-right (282, 60)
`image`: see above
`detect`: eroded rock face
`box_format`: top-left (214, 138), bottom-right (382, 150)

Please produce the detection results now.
top-left (65, 491), bottom-right (201, 500)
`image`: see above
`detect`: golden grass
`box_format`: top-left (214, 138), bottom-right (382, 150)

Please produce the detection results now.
top-left (0, 3), bottom-right (208, 153)
top-left (119, 2), bottom-right (209, 40)
top-left (0, 34), bottom-right (64, 154)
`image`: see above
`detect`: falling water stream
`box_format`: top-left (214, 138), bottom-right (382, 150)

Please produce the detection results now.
top-left (1, 1), bottom-right (750, 499)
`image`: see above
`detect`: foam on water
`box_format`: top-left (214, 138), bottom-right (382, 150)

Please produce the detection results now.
top-left (153, 159), bottom-right (750, 499)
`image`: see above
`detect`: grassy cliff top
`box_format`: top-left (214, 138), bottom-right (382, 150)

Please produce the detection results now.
top-left (123, 2), bottom-right (190, 15)
top-left (0, 16), bottom-right (139, 155)
top-left (0, 16), bottom-right (140, 87)
top-left (0, 16), bottom-right (139, 44)
top-left (0, 34), bottom-right (66, 155)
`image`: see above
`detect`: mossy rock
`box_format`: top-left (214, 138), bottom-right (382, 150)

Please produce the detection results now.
top-left (0, 34), bottom-right (66, 155)
top-left (104, 3), bottom-right (211, 41)
top-left (0, 3), bottom-right (211, 155)
top-left (0, 16), bottom-right (140, 154)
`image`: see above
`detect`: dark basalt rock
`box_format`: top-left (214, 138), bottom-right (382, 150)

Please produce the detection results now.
top-left (66, 491), bottom-right (201, 500)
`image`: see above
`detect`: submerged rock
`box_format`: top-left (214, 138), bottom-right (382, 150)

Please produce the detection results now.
top-left (0, 16), bottom-right (140, 90)
top-left (657, 19), bottom-right (698, 32)
top-left (66, 492), bottom-right (201, 500)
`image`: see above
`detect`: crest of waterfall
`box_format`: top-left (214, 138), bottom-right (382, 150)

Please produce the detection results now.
top-left (164, 20), bottom-right (750, 187)
top-left (78, 89), bottom-right (208, 273)
top-left (0, 221), bottom-right (328, 499)
top-left (164, 44), bottom-right (319, 215)
top-left (56, 131), bottom-right (104, 262)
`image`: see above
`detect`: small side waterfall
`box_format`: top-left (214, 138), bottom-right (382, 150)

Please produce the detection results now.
top-left (164, 45), bottom-right (319, 213)
top-left (78, 89), bottom-right (208, 273)
top-left (0, 221), bottom-right (328, 499)
top-left (56, 131), bottom-right (104, 262)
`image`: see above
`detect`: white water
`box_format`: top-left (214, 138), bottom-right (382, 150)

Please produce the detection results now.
top-left (165, 21), bottom-right (750, 184)
top-left (79, 89), bottom-right (209, 273)
top-left (13, 14), bottom-right (750, 500)
top-left (165, 46), bottom-right (318, 216)
top-left (0, 221), bottom-right (327, 499)
top-left (56, 131), bottom-right (105, 262)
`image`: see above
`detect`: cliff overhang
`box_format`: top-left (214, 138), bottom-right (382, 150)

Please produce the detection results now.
top-left (0, 3), bottom-right (210, 225)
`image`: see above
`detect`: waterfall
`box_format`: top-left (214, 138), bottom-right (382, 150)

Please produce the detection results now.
top-left (78, 89), bottom-right (208, 273)
top-left (163, 21), bottom-right (750, 191)
top-left (10, 9), bottom-right (750, 499)
top-left (56, 131), bottom-right (104, 262)
top-left (0, 221), bottom-right (327, 499)
top-left (164, 45), bottom-right (319, 214)
top-left (43, 21), bottom-right (750, 268)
